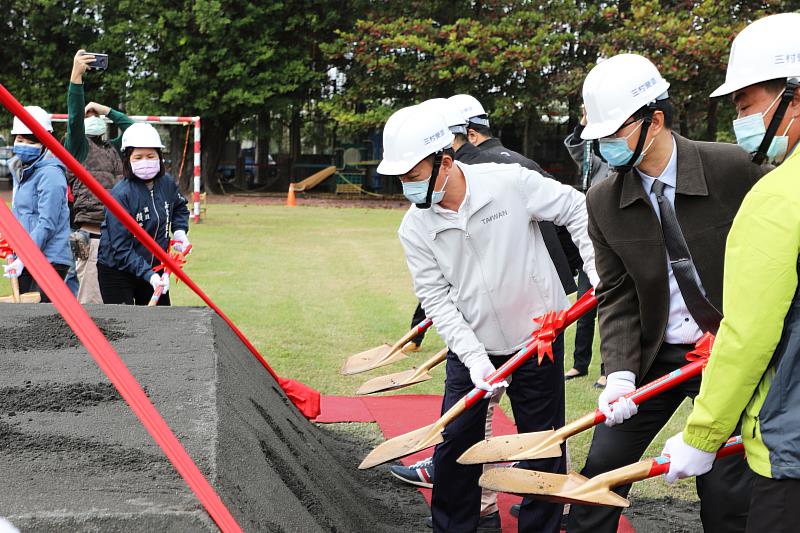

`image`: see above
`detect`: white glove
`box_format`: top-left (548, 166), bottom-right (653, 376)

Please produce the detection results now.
top-left (149, 273), bottom-right (169, 294)
top-left (172, 230), bottom-right (190, 253)
top-left (662, 432), bottom-right (716, 484)
top-left (3, 258), bottom-right (24, 278)
top-left (468, 356), bottom-right (508, 397)
top-left (598, 370), bottom-right (638, 427)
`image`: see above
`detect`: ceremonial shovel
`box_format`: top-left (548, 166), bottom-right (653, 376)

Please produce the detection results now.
top-left (148, 242), bottom-right (192, 307)
top-left (459, 333), bottom-right (715, 465)
top-left (479, 435), bottom-right (743, 507)
top-left (341, 318), bottom-right (433, 375)
top-left (356, 347), bottom-right (448, 395)
top-left (359, 290), bottom-right (597, 469)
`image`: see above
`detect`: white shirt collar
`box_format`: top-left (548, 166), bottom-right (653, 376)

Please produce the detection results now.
top-left (432, 160), bottom-right (470, 217)
top-left (638, 137), bottom-right (678, 193)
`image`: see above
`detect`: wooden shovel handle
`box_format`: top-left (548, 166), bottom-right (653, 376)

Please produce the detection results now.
top-left (10, 275), bottom-right (20, 303)
top-left (418, 348), bottom-right (448, 373)
top-left (5, 256), bottom-right (20, 303)
top-left (147, 284), bottom-right (163, 307)
top-left (390, 318), bottom-right (433, 352)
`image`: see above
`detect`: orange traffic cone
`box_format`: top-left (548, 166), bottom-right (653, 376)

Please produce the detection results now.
top-left (286, 183), bottom-right (297, 207)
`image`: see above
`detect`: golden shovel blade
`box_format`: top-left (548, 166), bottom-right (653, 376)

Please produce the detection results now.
top-left (340, 343), bottom-right (410, 376)
top-left (458, 430), bottom-right (562, 464)
top-left (0, 292), bottom-right (41, 304)
top-left (356, 368), bottom-right (433, 395)
top-left (480, 468), bottom-right (630, 507)
top-left (359, 422), bottom-right (444, 469)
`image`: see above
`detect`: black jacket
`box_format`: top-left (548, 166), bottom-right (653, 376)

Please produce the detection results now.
top-left (98, 175), bottom-right (189, 281)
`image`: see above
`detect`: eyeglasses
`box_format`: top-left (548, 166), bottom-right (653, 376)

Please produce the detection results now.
top-left (606, 118), bottom-right (643, 140)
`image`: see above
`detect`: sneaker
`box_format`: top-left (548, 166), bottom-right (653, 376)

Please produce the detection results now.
top-left (424, 511), bottom-right (501, 531)
top-left (390, 457), bottom-right (434, 488)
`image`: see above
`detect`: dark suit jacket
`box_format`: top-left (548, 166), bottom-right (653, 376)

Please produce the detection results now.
top-left (586, 134), bottom-right (767, 381)
top-left (463, 137), bottom-right (579, 294)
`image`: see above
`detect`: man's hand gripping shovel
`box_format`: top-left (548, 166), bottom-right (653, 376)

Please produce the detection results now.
top-left (341, 318), bottom-right (433, 375)
top-left (148, 241), bottom-right (192, 307)
top-left (358, 290), bottom-right (597, 469)
top-left (459, 332), bottom-right (716, 464)
top-left (479, 434), bottom-right (742, 508)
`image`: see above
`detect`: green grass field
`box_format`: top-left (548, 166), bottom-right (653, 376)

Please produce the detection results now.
top-left (3, 201), bottom-right (697, 501)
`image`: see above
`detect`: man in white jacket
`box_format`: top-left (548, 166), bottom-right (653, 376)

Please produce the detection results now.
top-left (379, 105), bottom-right (598, 533)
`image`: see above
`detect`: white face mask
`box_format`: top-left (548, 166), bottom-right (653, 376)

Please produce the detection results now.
top-left (84, 116), bottom-right (106, 137)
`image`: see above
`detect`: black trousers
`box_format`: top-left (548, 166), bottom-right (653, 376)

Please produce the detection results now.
top-left (571, 270), bottom-right (602, 375)
top-left (432, 337), bottom-right (565, 533)
top-left (567, 343), bottom-right (753, 533)
top-left (410, 302), bottom-right (428, 345)
top-left (97, 264), bottom-right (171, 306)
top-left (18, 263), bottom-right (70, 303)
top-left (746, 473), bottom-right (800, 533)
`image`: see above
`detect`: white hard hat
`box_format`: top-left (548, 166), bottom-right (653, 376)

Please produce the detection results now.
top-left (581, 54), bottom-right (670, 140)
top-left (447, 94), bottom-right (489, 126)
top-left (377, 105), bottom-right (454, 176)
top-left (418, 98), bottom-right (468, 134)
top-left (11, 106), bottom-right (53, 135)
top-left (711, 13), bottom-right (800, 97)
top-left (121, 123), bottom-right (165, 150)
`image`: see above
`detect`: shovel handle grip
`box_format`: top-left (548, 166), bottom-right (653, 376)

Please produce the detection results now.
top-left (465, 290), bottom-right (598, 409)
top-left (647, 435), bottom-right (744, 478)
top-left (591, 347), bottom-right (710, 426)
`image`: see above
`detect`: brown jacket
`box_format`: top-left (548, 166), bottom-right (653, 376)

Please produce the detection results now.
top-left (586, 134), bottom-right (767, 381)
top-left (68, 138), bottom-right (123, 226)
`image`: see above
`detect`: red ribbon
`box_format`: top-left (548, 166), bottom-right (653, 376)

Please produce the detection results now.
top-left (153, 241), bottom-right (190, 280)
top-left (686, 331), bottom-right (715, 364)
top-left (527, 309), bottom-right (569, 365)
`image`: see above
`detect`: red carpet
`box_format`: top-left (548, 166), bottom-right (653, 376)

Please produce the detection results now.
top-left (316, 394), bottom-right (635, 533)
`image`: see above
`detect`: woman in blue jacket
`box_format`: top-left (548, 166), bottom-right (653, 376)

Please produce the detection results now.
top-left (97, 123), bottom-right (190, 305)
top-left (4, 106), bottom-right (72, 303)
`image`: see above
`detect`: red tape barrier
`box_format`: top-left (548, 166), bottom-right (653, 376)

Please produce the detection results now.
top-left (0, 83), bottom-right (319, 420)
top-left (0, 201), bottom-right (242, 532)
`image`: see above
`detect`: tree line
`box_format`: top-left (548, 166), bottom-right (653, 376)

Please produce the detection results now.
top-left (2, 1), bottom-right (796, 192)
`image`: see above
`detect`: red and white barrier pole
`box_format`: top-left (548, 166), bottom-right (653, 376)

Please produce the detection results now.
top-left (193, 117), bottom-right (201, 223)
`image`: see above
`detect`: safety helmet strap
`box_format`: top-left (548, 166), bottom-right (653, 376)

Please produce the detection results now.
top-left (416, 152), bottom-right (444, 210)
top-left (753, 78), bottom-right (800, 165)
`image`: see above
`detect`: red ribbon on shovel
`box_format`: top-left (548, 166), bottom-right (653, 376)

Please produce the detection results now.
top-left (149, 241), bottom-right (192, 307)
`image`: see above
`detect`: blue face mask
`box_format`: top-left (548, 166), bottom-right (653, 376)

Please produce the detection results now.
top-left (598, 121), bottom-right (652, 168)
top-left (13, 142), bottom-right (43, 165)
top-left (402, 174), bottom-right (448, 205)
top-left (733, 93), bottom-right (793, 164)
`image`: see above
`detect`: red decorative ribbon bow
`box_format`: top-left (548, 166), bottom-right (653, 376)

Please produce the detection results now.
top-left (152, 240), bottom-right (190, 282)
top-left (686, 331), bottom-right (715, 365)
top-left (0, 234), bottom-right (13, 259)
top-left (527, 309), bottom-right (569, 365)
